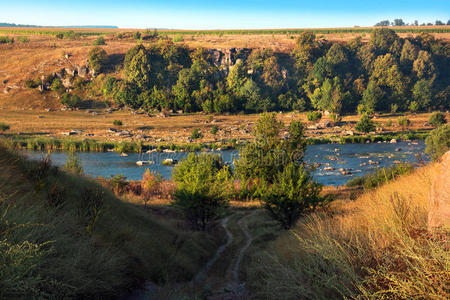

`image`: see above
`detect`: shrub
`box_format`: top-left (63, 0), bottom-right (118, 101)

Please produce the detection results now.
top-left (173, 34), bottom-right (184, 42)
top-left (390, 103), bottom-right (399, 114)
top-left (64, 148), bottom-right (83, 175)
top-left (425, 124), bottom-right (450, 161)
top-left (87, 47), bottom-right (108, 73)
top-left (61, 94), bottom-right (82, 108)
top-left (210, 125), bottom-right (219, 135)
top-left (429, 112), bottom-right (447, 126)
top-left (93, 36), bottom-right (106, 45)
top-left (307, 111), bottom-right (322, 121)
top-left (134, 31), bottom-right (141, 40)
top-left (355, 113), bottom-right (376, 133)
top-left (190, 128), bottom-right (203, 140)
top-left (172, 153), bottom-right (231, 230)
top-left (0, 122), bottom-right (10, 132)
top-left (113, 120), bottom-right (123, 126)
top-left (397, 117), bottom-right (411, 131)
top-left (24, 79), bottom-right (37, 89)
top-left (329, 113), bottom-right (342, 122)
top-left (17, 36), bottom-right (29, 43)
top-left (110, 174), bottom-right (128, 194)
top-left (0, 36), bottom-right (14, 44)
top-left (78, 186), bottom-right (104, 234)
top-left (409, 101), bottom-right (419, 112)
top-left (262, 163), bottom-right (324, 229)
top-left (50, 78), bottom-right (64, 92)
top-left (346, 163), bottom-right (414, 189)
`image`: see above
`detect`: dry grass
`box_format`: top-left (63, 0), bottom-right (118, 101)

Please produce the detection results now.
top-left (246, 161), bottom-right (449, 299)
top-left (0, 108), bottom-right (440, 145)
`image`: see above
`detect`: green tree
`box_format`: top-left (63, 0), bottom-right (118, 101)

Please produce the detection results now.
top-left (425, 124), bottom-right (450, 161)
top-left (172, 153), bottom-right (232, 230)
top-left (413, 50), bottom-right (436, 80)
top-left (355, 113), bottom-right (376, 133)
top-left (412, 79), bottom-right (433, 110)
top-left (262, 163), bottom-right (323, 229)
top-left (124, 45), bottom-right (152, 90)
top-left (397, 117), bottom-right (411, 131)
top-left (361, 80), bottom-right (385, 113)
top-left (87, 47), bottom-right (108, 73)
top-left (429, 112), bottom-right (447, 126)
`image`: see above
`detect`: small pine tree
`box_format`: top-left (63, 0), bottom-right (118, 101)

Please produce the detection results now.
top-left (355, 113), bottom-right (376, 133)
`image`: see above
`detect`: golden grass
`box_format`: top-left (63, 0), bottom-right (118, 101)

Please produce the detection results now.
top-left (0, 108), bottom-right (440, 145)
top-left (246, 162), bottom-right (449, 299)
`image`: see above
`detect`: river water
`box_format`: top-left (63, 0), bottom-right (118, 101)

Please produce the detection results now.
top-left (24, 141), bottom-right (427, 186)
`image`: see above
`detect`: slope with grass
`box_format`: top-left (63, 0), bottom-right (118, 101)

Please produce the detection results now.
top-left (0, 145), bottom-right (220, 298)
top-left (245, 156), bottom-right (449, 299)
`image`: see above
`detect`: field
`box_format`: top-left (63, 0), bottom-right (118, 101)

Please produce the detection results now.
top-left (0, 108), bottom-right (440, 147)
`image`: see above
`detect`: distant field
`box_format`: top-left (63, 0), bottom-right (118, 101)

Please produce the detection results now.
top-left (0, 25), bottom-right (449, 36)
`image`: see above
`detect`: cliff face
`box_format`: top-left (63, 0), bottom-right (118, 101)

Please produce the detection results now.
top-left (428, 150), bottom-right (450, 231)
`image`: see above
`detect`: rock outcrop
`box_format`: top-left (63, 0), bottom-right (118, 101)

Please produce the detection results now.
top-left (428, 150), bottom-right (450, 231)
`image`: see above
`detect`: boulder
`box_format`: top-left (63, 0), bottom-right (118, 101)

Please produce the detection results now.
top-left (390, 139), bottom-right (397, 143)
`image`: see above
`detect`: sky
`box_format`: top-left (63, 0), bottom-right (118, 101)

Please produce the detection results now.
top-left (1, 0), bottom-right (449, 29)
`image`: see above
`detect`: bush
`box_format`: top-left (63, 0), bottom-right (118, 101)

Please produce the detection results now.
top-left (133, 31), bottom-right (141, 40)
top-left (346, 163), bottom-right (414, 189)
top-left (113, 120), bottom-right (123, 126)
top-left (24, 79), bottom-right (37, 89)
top-left (17, 36), bottom-right (29, 43)
top-left (262, 163), bottom-right (324, 229)
top-left (110, 174), bottom-right (128, 194)
top-left (355, 113), bottom-right (376, 133)
top-left (0, 36), bottom-right (14, 44)
top-left (190, 128), bottom-right (203, 140)
top-left (64, 149), bottom-right (83, 175)
top-left (93, 36), bottom-right (106, 45)
top-left (0, 122), bottom-right (10, 132)
top-left (61, 94), bottom-right (82, 108)
top-left (397, 117), bottom-right (411, 131)
top-left (307, 111), bottom-right (322, 121)
top-left (425, 124), bottom-right (450, 161)
top-left (87, 47), bottom-right (108, 73)
top-left (50, 78), bottom-right (64, 92)
top-left (173, 34), bottom-right (184, 42)
top-left (210, 125), bottom-right (219, 135)
top-left (172, 153), bottom-right (231, 230)
top-left (429, 112), bottom-right (447, 126)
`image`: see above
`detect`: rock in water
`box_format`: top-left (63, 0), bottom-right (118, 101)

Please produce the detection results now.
top-left (428, 150), bottom-right (450, 232)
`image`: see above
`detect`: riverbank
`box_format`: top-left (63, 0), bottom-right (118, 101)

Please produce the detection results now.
top-left (0, 129), bottom-right (430, 153)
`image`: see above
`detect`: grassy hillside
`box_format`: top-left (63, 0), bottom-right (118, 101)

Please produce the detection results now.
top-left (245, 160), bottom-right (449, 299)
top-left (0, 145), bottom-right (219, 298)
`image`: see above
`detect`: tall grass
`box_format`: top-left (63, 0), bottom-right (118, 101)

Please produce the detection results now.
top-left (0, 145), bottom-right (219, 297)
top-left (246, 163), bottom-right (448, 299)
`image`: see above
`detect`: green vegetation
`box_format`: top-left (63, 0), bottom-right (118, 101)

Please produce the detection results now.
top-left (307, 111), bottom-right (322, 121)
top-left (64, 148), bottom-right (83, 175)
top-left (355, 113), bottom-right (376, 133)
top-left (113, 119), bottom-right (123, 126)
top-left (93, 36), bottom-right (106, 45)
top-left (397, 116), bottom-right (411, 131)
top-left (0, 145), bottom-right (218, 298)
top-left (429, 112), bottom-right (447, 126)
top-left (16, 36), bottom-right (29, 43)
top-left (87, 47), bottom-right (108, 73)
top-left (190, 128), bottom-right (203, 140)
top-left (0, 122), bottom-right (10, 132)
top-left (346, 163), bottom-right (414, 188)
top-left (172, 153), bottom-right (231, 230)
top-left (61, 93), bottom-right (82, 108)
top-left (103, 29), bottom-right (448, 115)
top-left (0, 36), bottom-right (14, 43)
top-left (425, 124), bottom-right (450, 160)
top-left (210, 125), bottom-right (219, 135)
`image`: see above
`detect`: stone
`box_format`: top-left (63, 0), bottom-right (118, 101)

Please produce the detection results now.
top-left (77, 66), bottom-right (89, 77)
top-left (390, 139), bottom-right (397, 143)
top-left (428, 151), bottom-right (450, 231)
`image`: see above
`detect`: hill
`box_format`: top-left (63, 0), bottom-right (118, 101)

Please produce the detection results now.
top-left (0, 144), bottom-right (220, 298)
top-left (244, 152), bottom-right (449, 298)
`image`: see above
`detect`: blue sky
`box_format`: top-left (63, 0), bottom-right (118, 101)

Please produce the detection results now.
top-left (1, 0), bottom-right (449, 29)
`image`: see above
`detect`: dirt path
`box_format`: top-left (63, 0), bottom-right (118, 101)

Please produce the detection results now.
top-left (122, 210), bottom-right (258, 299)
top-left (193, 216), bottom-right (232, 283)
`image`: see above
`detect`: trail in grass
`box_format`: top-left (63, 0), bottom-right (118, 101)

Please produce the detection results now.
top-left (193, 216), bottom-right (232, 283)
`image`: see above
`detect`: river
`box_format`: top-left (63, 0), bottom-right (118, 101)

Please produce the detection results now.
top-left (24, 141), bottom-right (427, 186)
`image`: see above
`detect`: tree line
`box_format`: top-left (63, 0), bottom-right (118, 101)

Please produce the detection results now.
top-left (96, 28), bottom-right (449, 115)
